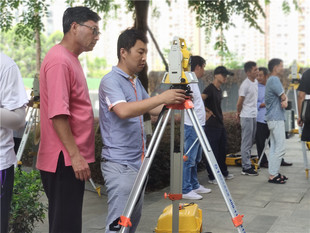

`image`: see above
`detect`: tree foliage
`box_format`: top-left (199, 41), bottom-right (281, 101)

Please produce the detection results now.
top-left (0, 28), bottom-right (62, 78)
top-left (0, 0), bottom-right (299, 81)
top-left (189, 0), bottom-right (298, 54)
top-left (0, 0), bottom-right (49, 44)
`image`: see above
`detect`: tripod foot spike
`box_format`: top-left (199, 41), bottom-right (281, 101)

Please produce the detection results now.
top-left (96, 186), bottom-right (101, 197)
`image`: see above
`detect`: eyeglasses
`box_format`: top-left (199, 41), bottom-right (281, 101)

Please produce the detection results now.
top-left (78, 23), bottom-right (101, 36)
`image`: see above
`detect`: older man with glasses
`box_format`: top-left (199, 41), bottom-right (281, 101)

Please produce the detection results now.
top-left (37, 6), bottom-right (101, 233)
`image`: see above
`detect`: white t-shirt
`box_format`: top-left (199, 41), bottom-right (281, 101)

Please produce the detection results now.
top-left (0, 52), bottom-right (28, 170)
top-left (239, 77), bottom-right (258, 118)
top-left (185, 83), bottom-right (205, 126)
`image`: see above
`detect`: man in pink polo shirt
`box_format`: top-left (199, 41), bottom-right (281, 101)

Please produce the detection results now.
top-left (37, 7), bottom-right (100, 233)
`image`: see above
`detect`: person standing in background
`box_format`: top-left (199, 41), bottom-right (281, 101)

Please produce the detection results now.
top-left (256, 67), bottom-right (269, 168)
top-left (236, 61), bottom-right (259, 176)
top-left (297, 69), bottom-right (310, 141)
top-left (0, 52), bottom-right (28, 233)
top-left (182, 56), bottom-right (212, 200)
top-left (265, 58), bottom-right (288, 184)
top-left (202, 66), bottom-right (234, 184)
top-left (37, 7), bottom-right (101, 232)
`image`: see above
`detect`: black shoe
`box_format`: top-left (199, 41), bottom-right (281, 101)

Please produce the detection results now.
top-left (241, 168), bottom-right (258, 176)
top-left (281, 159), bottom-right (293, 166)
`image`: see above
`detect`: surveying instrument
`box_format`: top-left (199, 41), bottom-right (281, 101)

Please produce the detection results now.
top-left (113, 37), bottom-right (246, 233)
top-left (285, 61), bottom-right (309, 178)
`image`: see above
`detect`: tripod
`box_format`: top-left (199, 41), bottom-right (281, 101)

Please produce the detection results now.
top-left (16, 99), bottom-right (40, 164)
top-left (116, 92), bottom-right (246, 233)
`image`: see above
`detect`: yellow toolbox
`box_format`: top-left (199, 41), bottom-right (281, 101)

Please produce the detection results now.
top-left (155, 203), bottom-right (202, 233)
top-left (226, 154), bottom-right (258, 166)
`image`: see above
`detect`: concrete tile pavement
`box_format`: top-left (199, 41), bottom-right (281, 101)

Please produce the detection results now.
top-left (35, 134), bottom-right (310, 233)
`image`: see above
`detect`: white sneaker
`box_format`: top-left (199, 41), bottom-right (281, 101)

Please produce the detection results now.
top-left (193, 185), bottom-right (212, 194)
top-left (225, 174), bottom-right (234, 180)
top-left (182, 190), bottom-right (203, 200)
top-left (208, 179), bottom-right (217, 185)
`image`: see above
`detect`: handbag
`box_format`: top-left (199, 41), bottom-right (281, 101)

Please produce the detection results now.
top-left (301, 99), bottom-right (310, 123)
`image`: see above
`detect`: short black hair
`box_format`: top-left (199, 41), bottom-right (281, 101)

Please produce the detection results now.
top-left (268, 58), bottom-right (283, 72)
top-left (190, 56), bottom-right (206, 71)
top-left (259, 67), bottom-right (268, 76)
top-left (244, 61), bottom-right (257, 73)
top-left (63, 7), bottom-right (101, 34)
top-left (117, 28), bottom-right (148, 60)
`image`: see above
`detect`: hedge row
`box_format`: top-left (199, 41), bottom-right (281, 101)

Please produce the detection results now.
top-left (21, 112), bottom-right (241, 192)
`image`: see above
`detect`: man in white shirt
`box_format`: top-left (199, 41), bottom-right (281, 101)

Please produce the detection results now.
top-left (0, 52), bottom-right (28, 233)
top-left (236, 61), bottom-right (259, 176)
top-left (182, 56), bottom-right (212, 200)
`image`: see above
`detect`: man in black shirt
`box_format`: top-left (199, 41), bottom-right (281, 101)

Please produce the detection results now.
top-left (202, 66), bottom-right (234, 184)
top-left (298, 69), bottom-right (310, 141)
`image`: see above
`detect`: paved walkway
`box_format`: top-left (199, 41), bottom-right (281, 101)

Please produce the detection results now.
top-left (35, 134), bottom-right (310, 233)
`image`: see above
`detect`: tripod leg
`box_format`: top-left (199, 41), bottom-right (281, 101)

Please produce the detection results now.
top-left (186, 108), bottom-right (246, 233)
top-left (301, 141), bottom-right (309, 178)
top-left (118, 109), bottom-right (172, 233)
top-left (16, 108), bottom-right (36, 163)
top-left (170, 109), bottom-right (183, 233)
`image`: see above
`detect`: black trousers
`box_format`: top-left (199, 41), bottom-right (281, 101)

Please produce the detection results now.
top-left (40, 152), bottom-right (85, 233)
top-left (0, 165), bottom-right (14, 233)
top-left (13, 137), bottom-right (22, 154)
top-left (204, 126), bottom-right (229, 180)
top-left (255, 122), bottom-right (269, 164)
top-left (301, 122), bottom-right (310, 141)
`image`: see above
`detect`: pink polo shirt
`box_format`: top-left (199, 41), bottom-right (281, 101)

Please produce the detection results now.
top-left (37, 44), bottom-right (95, 172)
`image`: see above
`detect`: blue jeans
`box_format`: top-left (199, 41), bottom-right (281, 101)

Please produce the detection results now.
top-left (182, 125), bottom-right (202, 194)
top-left (267, 120), bottom-right (285, 176)
top-left (101, 161), bottom-right (145, 233)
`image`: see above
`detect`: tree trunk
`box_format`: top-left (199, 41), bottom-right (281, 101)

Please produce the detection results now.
top-left (134, 0), bottom-right (149, 91)
top-left (147, 26), bottom-right (168, 72)
top-left (35, 29), bottom-right (41, 76)
top-left (133, 0), bottom-right (151, 134)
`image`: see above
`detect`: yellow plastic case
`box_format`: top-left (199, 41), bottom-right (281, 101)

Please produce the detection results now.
top-left (226, 154), bottom-right (258, 166)
top-left (155, 203), bottom-right (202, 233)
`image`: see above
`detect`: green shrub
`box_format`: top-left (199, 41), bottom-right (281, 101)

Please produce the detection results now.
top-left (9, 169), bottom-right (47, 233)
top-left (223, 112), bottom-right (241, 153)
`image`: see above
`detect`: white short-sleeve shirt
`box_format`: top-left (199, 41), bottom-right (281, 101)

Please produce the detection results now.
top-left (239, 77), bottom-right (258, 118)
top-left (0, 52), bottom-right (28, 170)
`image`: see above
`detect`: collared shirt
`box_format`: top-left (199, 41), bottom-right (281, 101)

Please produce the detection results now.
top-left (238, 78), bottom-right (258, 118)
top-left (265, 75), bottom-right (285, 121)
top-left (37, 44), bottom-right (95, 172)
top-left (184, 83), bottom-right (205, 126)
top-left (256, 83), bottom-right (266, 124)
top-left (99, 66), bottom-right (149, 171)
